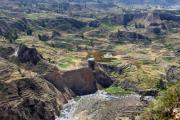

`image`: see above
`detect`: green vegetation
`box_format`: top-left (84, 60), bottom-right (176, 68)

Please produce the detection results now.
top-left (58, 56), bottom-right (76, 70)
top-left (142, 83), bottom-right (180, 120)
top-left (100, 23), bottom-right (125, 32)
top-left (25, 13), bottom-right (59, 20)
top-left (105, 86), bottom-right (132, 95)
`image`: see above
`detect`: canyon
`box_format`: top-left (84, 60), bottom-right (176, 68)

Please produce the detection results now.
top-left (0, 0), bottom-right (180, 120)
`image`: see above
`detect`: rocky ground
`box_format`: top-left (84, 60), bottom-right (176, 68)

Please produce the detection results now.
top-left (72, 94), bottom-right (144, 120)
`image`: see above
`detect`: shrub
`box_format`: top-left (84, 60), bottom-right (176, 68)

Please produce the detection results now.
top-left (142, 83), bottom-right (180, 120)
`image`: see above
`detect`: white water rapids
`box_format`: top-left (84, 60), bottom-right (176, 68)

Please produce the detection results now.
top-left (13, 46), bottom-right (19, 57)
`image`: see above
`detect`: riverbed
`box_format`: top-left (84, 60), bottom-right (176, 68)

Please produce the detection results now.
top-left (57, 91), bottom-right (145, 120)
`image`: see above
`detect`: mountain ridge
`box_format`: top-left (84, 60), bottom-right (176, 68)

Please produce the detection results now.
top-left (2, 0), bottom-right (180, 6)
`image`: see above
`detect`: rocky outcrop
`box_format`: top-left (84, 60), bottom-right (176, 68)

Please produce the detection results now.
top-left (1, 44), bottom-right (113, 97)
top-left (0, 77), bottom-right (67, 120)
top-left (44, 64), bottom-right (114, 96)
top-left (44, 68), bottom-right (97, 96)
top-left (17, 44), bottom-right (42, 65)
top-left (0, 59), bottom-right (69, 120)
top-left (109, 31), bottom-right (150, 43)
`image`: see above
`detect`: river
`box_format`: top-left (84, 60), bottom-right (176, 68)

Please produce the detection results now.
top-left (56, 91), bottom-right (144, 120)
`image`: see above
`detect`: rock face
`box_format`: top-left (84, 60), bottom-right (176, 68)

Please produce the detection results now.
top-left (0, 77), bottom-right (67, 120)
top-left (45, 68), bottom-right (97, 96)
top-left (17, 44), bottom-right (42, 65)
top-left (45, 65), bottom-right (114, 96)
top-left (110, 31), bottom-right (150, 43)
top-left (0, 59), bottom-right (69, 120)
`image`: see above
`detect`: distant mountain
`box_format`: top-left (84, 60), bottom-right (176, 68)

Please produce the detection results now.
top-left (1, 0), bottom-right (180, 8)
top-left (119, 0), bottom-right (180, 5)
